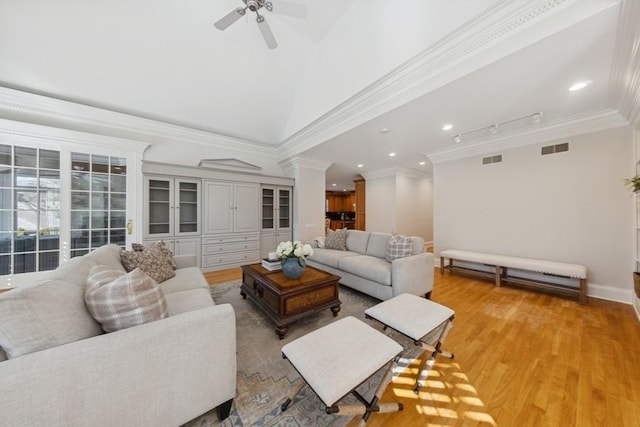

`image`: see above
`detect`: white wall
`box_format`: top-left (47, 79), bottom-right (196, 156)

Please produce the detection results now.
top-left (365, 171), bottom-right (433, 240)
top-left (433, 126), bottom-right (635, 303)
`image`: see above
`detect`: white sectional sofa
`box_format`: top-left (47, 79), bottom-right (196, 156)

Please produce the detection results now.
top-left (0, 244), bottom-right (236, 427)
top-left (307, 230), bottom-right (434, 301)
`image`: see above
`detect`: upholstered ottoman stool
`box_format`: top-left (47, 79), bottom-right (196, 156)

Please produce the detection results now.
top-left (281, 316), bottom-right (403, 425)
top-left (365, 293), bottom-right (455, 393)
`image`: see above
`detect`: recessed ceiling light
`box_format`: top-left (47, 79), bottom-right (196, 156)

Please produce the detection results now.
top-left (342, 189), bottom-right (346, 192)
top-left (442, 124), bottom-right (453, 131)
top-left (357, 164), bottom-right (363, 168)
top-left (332, 183), bottom-right (336, 187)
top-left (388, 152), bottom-right (396, 157)
top-left (419, 161), bottom-right (426, 165)
top-left (569, 80), bottom-right (592, 91)
top-left (380, 128), bottom-right (390, 133)
top-left (453, 135), bottom-right (462, 143)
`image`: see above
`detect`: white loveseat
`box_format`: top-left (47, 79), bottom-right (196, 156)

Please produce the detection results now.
top-left (0, 244), bottom-right (236, 427)
top-left (307, 230), bottom-right (434, 301)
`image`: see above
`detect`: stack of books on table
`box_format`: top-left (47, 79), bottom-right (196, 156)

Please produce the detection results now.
top-left (261, 258), bottom-right (282, 271)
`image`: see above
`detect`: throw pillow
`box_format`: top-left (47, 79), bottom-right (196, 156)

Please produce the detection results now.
top-left (85, 265), bottom-right (169, 333)
top-left (121, 240), bottom-right (176, 282)
top-left (0, 280), bottom-right (103, 359)
top-left (385, 234), bottom-right (414, 261)
top-left (324, 228), bottom-right (348, 251)
top-left (132, 243), bottom-right (145, 252)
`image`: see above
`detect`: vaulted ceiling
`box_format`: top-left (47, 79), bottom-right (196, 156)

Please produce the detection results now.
top-left (1, 0), bottom-right (638, 190)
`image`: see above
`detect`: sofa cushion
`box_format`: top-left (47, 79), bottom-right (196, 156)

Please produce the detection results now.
top-left (308, 248), bottom-right (359, 269)
top-left (0, 279), bottom-right (103, 359)
top-left (366, 232), bottom-right (392, 259)
top-left (85, 266), bottom-right (169, 333)
top-left (160, 267), bottom-right (210, 295)
top-left (385, 234), bottom-right (414, 261)
top-left (325, 228), bottom-right (348, 250)
top-left (338, 255), bottom-right (392, 286)
top-left (164, 288), bottom-right (214, 316)
top-left (346, 230), bottom-right (370, 254)
top-left (121, 240), bottom-right (176, 283)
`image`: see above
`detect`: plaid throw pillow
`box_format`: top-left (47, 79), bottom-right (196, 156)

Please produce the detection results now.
top-left (121, 240), bottom-right (176, 282)
top-left (324, 228), bottom-right (348, 250)
top-left (85, 266), bottom-right (168, 333)
top-left (385, 234), bottom-right (413, 261)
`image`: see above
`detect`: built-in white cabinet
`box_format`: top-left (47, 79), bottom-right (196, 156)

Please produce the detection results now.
top-left (144, 176), bottom-right (201, 238)
top-left (144, 237), bottom-right (202, 262)
top-left (143, 175), bottom-right (201, 266)
top-left (260, 186), bottom-right (292, 258)
top-left (141, 161), bottom-right (293, 272)
top-left (203, 180), bottom-right (259, 234)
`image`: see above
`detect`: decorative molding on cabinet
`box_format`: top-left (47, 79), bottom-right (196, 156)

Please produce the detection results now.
top-left (142, 161), bottom-right (293, 186)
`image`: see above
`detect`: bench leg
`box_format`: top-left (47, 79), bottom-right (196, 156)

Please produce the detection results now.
top-left (440, 256), bottom-right (445, 275)
top-left (280, 380), bottom-right (307, 412)
top-left (414, 318), bottom-right (455, 394)
top-left (327, 359), bottom-right (403, 425)
top-left (579, 278), bottom-right (587, 304)
top-left (495, 266), bottom-right (502, 287)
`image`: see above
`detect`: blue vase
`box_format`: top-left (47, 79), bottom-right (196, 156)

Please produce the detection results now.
top-left (282, 257), bottom-right (305, 279)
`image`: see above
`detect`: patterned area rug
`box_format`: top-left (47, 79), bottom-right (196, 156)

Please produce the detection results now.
top-left (182, 280), bottom-right (421, 427)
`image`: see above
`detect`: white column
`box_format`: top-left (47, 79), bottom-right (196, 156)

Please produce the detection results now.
top-left (280, 157), bottom-right (331, 243)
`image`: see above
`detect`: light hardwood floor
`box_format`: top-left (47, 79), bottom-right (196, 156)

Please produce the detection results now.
top-left (205, 267), bottom-right (640, 427)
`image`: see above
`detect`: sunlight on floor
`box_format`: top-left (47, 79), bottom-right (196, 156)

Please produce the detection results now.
top-left (390, 358), bottom-right (497, 426)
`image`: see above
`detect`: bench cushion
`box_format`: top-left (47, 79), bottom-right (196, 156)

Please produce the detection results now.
top-left (440, 249), bottom-right (586, 279)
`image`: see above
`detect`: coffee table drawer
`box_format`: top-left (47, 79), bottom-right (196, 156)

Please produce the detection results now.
top-left (285, 285), bottom-right (336, 315)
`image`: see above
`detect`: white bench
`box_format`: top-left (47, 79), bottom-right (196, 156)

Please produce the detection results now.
top-left (439, 249), bottom-right (587, 304)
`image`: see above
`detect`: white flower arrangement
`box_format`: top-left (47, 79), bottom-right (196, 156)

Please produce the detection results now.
top-left (276, 240), bottom-right (314, 266)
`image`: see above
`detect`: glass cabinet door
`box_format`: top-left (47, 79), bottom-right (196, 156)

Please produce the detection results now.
top-left (177, 180), bottom-right (199, 235)
top-left (278, 188), bottom-right (290, 229)
top-left (262, 188), bottom-right (275, 230)
top-left (147, 178), bottom-right (172, 236)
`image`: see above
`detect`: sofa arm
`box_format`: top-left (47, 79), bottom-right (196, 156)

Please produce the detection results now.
top-left (174, 253), bottom-right (197, 269)
top-left (391, 252), bottom-right (435, 297)
top-left (0, 304), bottom-right (236, 427)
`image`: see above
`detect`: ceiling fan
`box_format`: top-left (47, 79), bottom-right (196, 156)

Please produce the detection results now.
top-left (214, 0), bottom-right (307, 49)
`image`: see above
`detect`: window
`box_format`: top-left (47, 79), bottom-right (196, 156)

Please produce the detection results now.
top-left (0, 145), bottom-right (60, 274)
top-left (70, 153), bottom-right (127, 258)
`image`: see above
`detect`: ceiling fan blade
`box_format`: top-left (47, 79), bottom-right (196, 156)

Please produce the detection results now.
top-left (257, 15), bottom-right (278, 49)
top-left (214, 7), bottom-right (246, 31)
top-left (270, 1), bottom-right (307, 19)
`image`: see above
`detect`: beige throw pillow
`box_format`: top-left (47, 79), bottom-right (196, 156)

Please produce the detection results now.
top-left (324, 228), bottom-right (348, 251)
top-left (121, 240), bottom-right (176, 282)
top-left (85, 266), bottom-right (169, 333)
top-left (0, 280), bottom-right (103, 359)
top-left (385, 234), bottom-right (414, 261)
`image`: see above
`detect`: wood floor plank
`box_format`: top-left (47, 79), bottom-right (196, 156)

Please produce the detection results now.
top-left (207, 266), bottom-right (640, 426)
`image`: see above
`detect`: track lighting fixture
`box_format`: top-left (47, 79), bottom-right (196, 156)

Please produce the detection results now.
top-left (451, 111), bottom-right (543, 143)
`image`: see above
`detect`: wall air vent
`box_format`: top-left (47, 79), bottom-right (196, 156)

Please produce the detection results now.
top-left (541, 142), bottom-right (569, 155)
top-left (482, 154), bottom-right (502, 165)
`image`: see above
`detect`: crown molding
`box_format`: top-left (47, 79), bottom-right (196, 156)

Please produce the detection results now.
top-left (609, 0), bottom-right (640, 128)
top-left (426, 108), bottom-right (628, 164)
top-left (0, 86), bottom-right (277, 157)
top-left (0, 117), bottom-right (150, 153)
top-left (277, 0), bottom-right (614, 159)
top-left (279, 157), bottom-right (332, 173)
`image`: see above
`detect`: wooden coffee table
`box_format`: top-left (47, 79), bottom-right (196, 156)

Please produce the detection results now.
top-left (240, 263), bottom-right (341, 339)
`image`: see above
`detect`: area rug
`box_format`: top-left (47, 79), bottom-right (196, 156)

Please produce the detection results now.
top-left (182, 281), bottom-right (421, 427)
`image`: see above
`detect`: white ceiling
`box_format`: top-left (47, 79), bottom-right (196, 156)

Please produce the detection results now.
top-left (0, 0), bottom-right (638, 191)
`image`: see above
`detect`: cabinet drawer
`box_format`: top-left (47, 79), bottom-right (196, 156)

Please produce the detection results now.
top-left (202, 250), bottom-right (260, 267)
top-left (204, 241), bottom-right (259, 254)
top-left (203, 235), bottom-right (259, 245)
